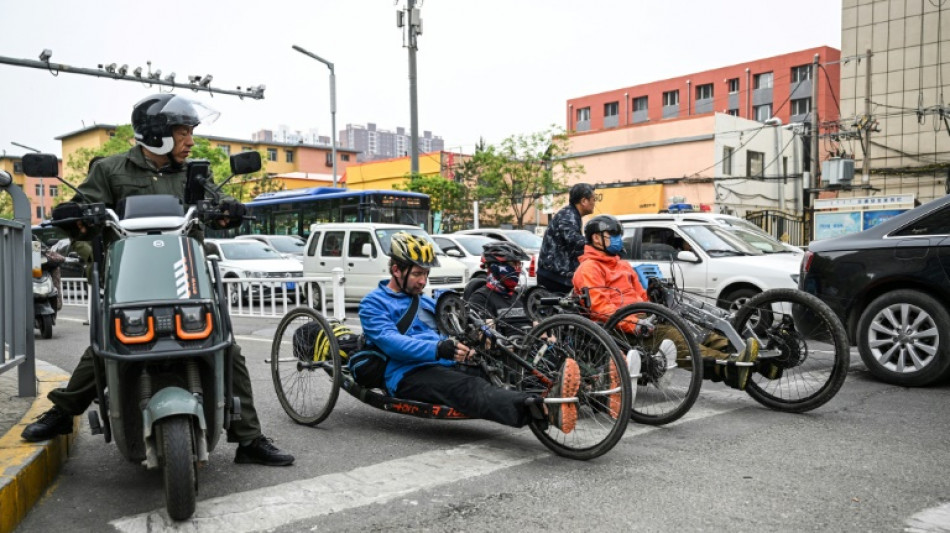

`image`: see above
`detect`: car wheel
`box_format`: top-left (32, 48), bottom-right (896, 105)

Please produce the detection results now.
top-left (857, 289), bottom-right (950, 386)
top-left (227, 280), bottom-right (246, 306)
top-left (717, 287), bottom-right (759, 313)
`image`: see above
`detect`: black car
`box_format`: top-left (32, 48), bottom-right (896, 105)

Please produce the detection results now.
top-left (800, 194), bottom-right (950, 386)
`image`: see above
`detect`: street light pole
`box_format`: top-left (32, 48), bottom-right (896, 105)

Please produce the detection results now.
top-left (11, 141), bottom-right (44, 219)
top-left (292, 45), bottom-right (338, 188)
top-left (398, 0), bottom-right (423, 175)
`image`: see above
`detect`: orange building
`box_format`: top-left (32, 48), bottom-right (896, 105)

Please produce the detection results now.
top-left (567, 46), bottom-right (840, 135)
top-left (0, 154), bottom-right (63, 224)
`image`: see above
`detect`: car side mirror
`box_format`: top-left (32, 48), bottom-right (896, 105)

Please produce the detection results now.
top-left (361, 242), bottom-right (374, 258)
top-left (676, 250), bottom-right (700, 263)
top-left (446, 249), bottom-right (462, 257)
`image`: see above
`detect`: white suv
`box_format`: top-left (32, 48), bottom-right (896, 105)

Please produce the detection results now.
top-left (302, 223), bottom-right (468, 302)
top-left (615, 215), bottom-right (802, 311)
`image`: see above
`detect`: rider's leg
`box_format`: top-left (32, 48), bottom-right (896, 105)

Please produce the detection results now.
top-left (396, 365), bottom-right (535, 427)
top-left (21, 346), bottom-right (96, 441)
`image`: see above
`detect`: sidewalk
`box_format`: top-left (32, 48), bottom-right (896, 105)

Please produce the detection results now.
top-left (0, 361), bottom-right (76, 533)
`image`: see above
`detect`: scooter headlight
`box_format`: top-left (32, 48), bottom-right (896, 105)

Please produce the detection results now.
top-left (115, 309), bottom-right (155, 344)
top-left (175, 305), bottom-right (213, 340)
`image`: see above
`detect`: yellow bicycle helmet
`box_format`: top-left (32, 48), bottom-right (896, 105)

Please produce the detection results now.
top-left (311, 320), bottom-right (360, 362)
top-left (389, 231), bottom-right (440, 269)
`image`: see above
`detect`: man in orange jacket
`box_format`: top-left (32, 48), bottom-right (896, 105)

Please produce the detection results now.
top-left (572, 214), bottom-right (760, 390)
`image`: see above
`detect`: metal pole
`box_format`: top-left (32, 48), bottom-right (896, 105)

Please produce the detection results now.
top-left (863, 49), bottom-right (873, 184)
top-left (291, 45), bottom-right (338, 187)
top-left (10, 142), bottom-right (43, 220)
top-left (407, 0), bottom-right (420, 175)
top-left (810, 54), bottom-right (820, 194)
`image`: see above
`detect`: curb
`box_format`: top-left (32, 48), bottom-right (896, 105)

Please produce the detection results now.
top-left (0, 365), bottom-right (77, 533)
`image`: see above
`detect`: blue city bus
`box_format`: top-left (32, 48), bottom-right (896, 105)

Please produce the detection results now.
top-left (231, 187), bottom-right (431, 238)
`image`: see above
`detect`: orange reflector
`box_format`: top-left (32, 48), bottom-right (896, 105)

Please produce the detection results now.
top-left (32, 268), bottom-right (42, 278)
top-left (175, 312), bottom-right (213, 340)
top-left (115, 316), bottom-right (155, 344)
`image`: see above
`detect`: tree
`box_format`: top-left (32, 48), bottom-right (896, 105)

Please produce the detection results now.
top-left (469, 126), bottom-right (584, 229)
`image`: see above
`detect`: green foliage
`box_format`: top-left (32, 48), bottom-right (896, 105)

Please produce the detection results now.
top-left (62, 125), bottom-right (136, 203)
top-left (464, 126), bottom-right (584, 229)
top-left (0, 192), bottom-right (12, 220)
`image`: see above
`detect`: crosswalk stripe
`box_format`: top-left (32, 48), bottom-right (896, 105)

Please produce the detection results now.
top-left (110, 404), bottom-right (737, 532)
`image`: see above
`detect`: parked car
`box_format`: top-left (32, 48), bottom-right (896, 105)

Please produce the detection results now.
top-left (800, 194), bottom-right (950, 386)
top-left (431, 234), bottom-right (497, 280)
top-left (616, 215), bottom-right (802, 311)
top-left (235, 234), bottom-right (306, 262)
top-left (204, 238), bottom-right (304, 304)
top-left (302, 223), bottom-right (468, 302)
top-left (618, 213), bottom-right (803, 255)
top-left (453, 228), bottom-right (540, 286)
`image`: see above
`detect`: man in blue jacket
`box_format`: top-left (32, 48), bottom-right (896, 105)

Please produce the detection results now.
top-left (537, 183), bottom-right (597, 294)
top-left (359, 232), bottom-right (581, 433)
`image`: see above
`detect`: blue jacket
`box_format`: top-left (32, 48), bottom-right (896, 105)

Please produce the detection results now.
top-left (359, 280), bottom-right (455, 393)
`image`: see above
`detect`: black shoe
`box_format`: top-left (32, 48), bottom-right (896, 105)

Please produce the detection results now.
top-left (21, 406), bottom-right (74, 442)
top-left (234, 435), bottom-right (295, 466)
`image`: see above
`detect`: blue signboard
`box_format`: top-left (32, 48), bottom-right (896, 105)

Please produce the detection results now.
top-left (814, 212), bottom-right (862, 240)
top-left (863, 209), bottom-right (906, 229)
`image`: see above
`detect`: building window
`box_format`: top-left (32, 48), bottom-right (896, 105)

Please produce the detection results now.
top-left (342, 154), bottom-right (350, 162)
top-left (747, 151), bottom-right (765, 177)
top-left (633, 96), bottom-right (648, 112)
top-left (36, 206), bottom-right (42, 219)
top-left (35, 184), bottom-right (43, 196)
top-left (723, 146), bottom-right (734, 175)
top-left (576, 107), bottom-right (591, 122)
top-left (727, 109), bottom-right (739, 116)
top-left (49, 185), bottom-right (58, 197)
top-left (13, 161), bottom-right (24, 174)
top-left (754, 104), bottom-right (772, 122)
top-left (285, 150), bottom-right (294, 163)
top-left (218, 144), bottom-right (231, 156)
top-left (696, 84), bottom-right (713, 100)
top-left (325, 152), bottom-right (333, 166)
top-left (604, 101), bottom-right (619, 117)
top-left (663, 90), bottom-right (679, 106)
top-left (267, 148), bottom-right (277, 162)
top-left (754, 72), bottom-right (773, 89)
top-left (242, 146), bottom-right (253, 152)
top-left (727, 78), bottom-right (740, 93)
top-left (791, 98), bottom-right (812, 116)
top-left (791, 65), bottom-right (811, 83)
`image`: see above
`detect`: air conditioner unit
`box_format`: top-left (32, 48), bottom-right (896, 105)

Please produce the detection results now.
top-left (822, 157), bottom-right (855, 186)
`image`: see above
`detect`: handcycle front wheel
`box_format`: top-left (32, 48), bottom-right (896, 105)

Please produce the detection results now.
top-left (605, 302), bottom-right (703, 426)
top-left (518, 314), bottom-right (632, 460)
top-left (270, 307), bottom-right (343, 426)
top-left (734, 289), bottom-right (850, 413)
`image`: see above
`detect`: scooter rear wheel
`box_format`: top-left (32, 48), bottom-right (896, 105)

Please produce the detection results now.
top-left (39, 315), bottom-right (53, 339)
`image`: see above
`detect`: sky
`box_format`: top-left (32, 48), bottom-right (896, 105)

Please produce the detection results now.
top-left (0, 0), bottom-right (842, 158)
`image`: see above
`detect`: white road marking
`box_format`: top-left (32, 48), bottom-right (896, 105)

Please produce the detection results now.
top-left (905, 502), bottom-right (950, 532)
top-left (110, 405), bottom-right (737, 532)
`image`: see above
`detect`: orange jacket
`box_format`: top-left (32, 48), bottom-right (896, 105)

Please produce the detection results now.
top-left (572, 245), bottom-right (647, 332)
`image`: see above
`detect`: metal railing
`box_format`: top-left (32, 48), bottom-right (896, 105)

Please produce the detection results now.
top-left (60, 268), bottom-right (346, 322)
top-left (0, 173), bottom-right (36, 396)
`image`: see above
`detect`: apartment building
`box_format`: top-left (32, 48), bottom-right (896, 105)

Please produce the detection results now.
top-left (340, 123), bottom-right (444, 162)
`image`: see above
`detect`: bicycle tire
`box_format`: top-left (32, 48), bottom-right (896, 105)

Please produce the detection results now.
top-left (605, 302), bottom-right (703, 426)
top-left (736, 289), bottom-right (849, 413)
top-left (520, 314), bottom-right (631, 460)
top-left (270, 307), bottom-right (342, 426)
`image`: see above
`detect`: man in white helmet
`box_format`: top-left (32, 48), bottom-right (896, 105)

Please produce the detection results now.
top-left (22, 94), bottom-right (294, 467)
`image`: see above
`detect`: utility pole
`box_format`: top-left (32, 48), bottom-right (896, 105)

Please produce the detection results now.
top-left (397, 1), bottom-right (423, 175)
top-left (810, 53), bottom-right (820, 203)
top-left (863, 49), bottom-right (873, 184)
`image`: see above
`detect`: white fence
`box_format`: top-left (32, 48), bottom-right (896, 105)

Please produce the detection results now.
top-left (60, 268), bottom-right (346, 321)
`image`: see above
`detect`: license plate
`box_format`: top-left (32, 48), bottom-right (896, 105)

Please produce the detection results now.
top-left (285, 282), bottom-right (296, 290)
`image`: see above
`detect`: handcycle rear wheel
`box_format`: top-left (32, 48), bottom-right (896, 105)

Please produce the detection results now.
top-left (519, 314), bottom-right (632, 460)
top-left (270, 307), bottom-right (342, 426)
top-left (605, 302), bottom-right (703, 426)
top-left (734, 289), bottom-right (849, 413)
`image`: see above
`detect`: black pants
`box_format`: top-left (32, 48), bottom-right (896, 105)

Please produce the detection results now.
top-left (537, 272), bottom-right (573, 295)
top-left (396, 365), bottom-right (534, 428)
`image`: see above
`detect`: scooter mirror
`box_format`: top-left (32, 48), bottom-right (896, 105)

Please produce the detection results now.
top-left (22, 153), bottom-right (60, 178)
top-left (230, 151), bottom-right (261, 175)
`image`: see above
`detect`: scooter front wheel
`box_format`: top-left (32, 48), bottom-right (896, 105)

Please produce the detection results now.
top-left (159, 415), bottom-right (196, 521)
top-left (39, 315), bottom-right (53, 339)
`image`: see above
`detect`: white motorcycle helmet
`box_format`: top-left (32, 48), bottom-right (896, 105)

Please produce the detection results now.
top-left (131, 94), bottom-right (219, 155)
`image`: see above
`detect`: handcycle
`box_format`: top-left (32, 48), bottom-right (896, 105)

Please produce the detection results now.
top-left (269, 297), bottom-right (633, 461)
top-left (525, 263), bottom-right (851, 417)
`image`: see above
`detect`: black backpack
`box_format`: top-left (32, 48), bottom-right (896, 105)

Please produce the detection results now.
top-left (292, 319), bottom-right (362, 363)
top-left (349, 296), bottom-right (418, 390)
